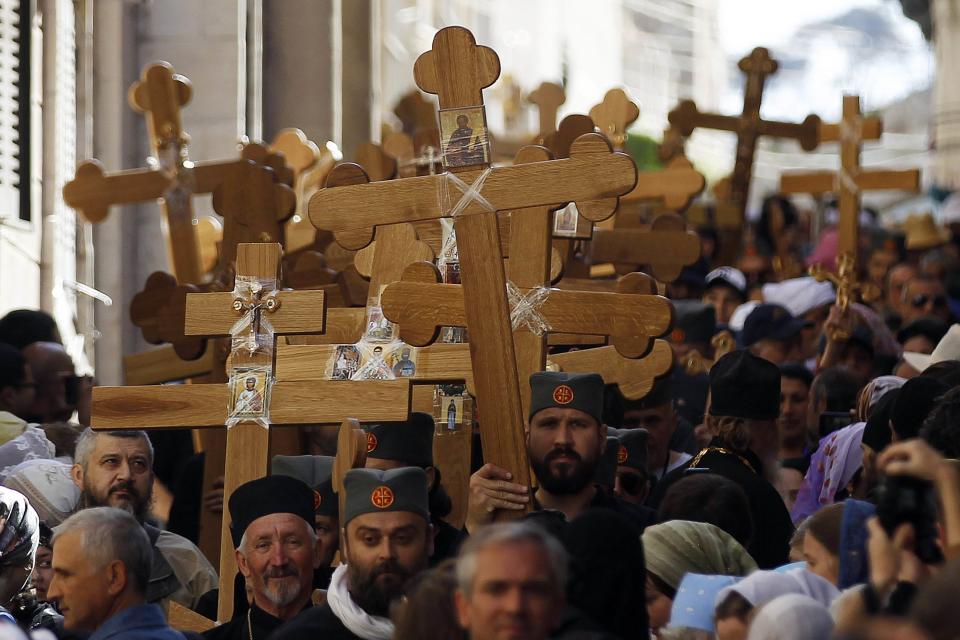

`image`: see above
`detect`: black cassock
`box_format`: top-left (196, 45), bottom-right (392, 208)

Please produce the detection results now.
top-left (203, 604), bottom-right (308, 640)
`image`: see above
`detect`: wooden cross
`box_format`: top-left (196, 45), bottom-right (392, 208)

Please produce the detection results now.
top-left (780, 95), bottom-right (920, 326)
top-left (380, 142), bottom-right (675, 417)
top-left (667, 47), bottom-right (821, 224)
top-left (92, 243), bottom-right (413, 622)
top-left (309, 27), bottom-right (637, 499)
top-left (528, 81), bottom-right (566, 142)
top-left (589, 88), bottom-right (639, 151)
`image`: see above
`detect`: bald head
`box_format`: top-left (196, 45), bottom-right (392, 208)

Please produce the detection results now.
top-left (22, 342), bottom-right (75, 423)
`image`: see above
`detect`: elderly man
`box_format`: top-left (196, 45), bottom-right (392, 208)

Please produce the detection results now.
top-left (203, 475), bottom-right (319, 640)
top-left (454, 522), bottom-right (567, 640)
top-left (71, 428), bottom-right (217, 610)
top-left (47, 507), bottom-right (183, 640)
top-left (465, 372), bottom-right (655, 532)
top-left (649, 351), bottom-right (794, 569)
top-left (273, 467), bottom-right (433, 640)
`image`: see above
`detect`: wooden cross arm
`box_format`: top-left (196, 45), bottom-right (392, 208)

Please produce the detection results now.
top-left (780, 168), bottom-right (921, 196)
top-left (587, 213), bottom-right (701, 282)
top-left (757, 115), bottom-right (820, 151)
top-left (548, 341), bottom-right (674, 400)
top-left (623, 158), bottom-right (706, 210)
top-left (668, 100), bottom-right (738, 136)
top-left (274, 342), bottom-right (476, 395)
top-left (91, 380), bottom-right (412, 429)
top-left (380, 263), bottom-right (673, 357)
top-left (63, 161), bottom-right (169, 223)
top-left (819, 116), bottom-right (882, 143)
top-left (184, 289), bottom-right (326, 337)
top-left (308, 134), bottom-right (637, 250)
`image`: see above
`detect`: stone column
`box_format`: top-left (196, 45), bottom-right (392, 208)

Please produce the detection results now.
top-left (934, 0), bottom-right (960, 188)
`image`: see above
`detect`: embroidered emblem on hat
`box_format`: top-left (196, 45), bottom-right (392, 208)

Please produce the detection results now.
top-left (366, 432), bottom-right (378, 453)
top-left (371, 485), bottom-right (394, 509)
top-left (553, 384), bottom-right (574, 405)
top-left (314, 491), bottom-right (322, 510)
top-left (617, 445), bottom-right (628, 464)
top-left (670, 327), bottom-right (686, 343)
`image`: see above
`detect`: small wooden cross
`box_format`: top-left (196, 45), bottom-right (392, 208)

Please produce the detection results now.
top-left (667, 47), bottom-right (821, 223)
top-left (589, 88), bottom-right (640, 151)
top-left (780, 95), bottom-right (920, 329)
top-left (309, 27), bottom-right (637, 498)
top-left (528, 81), bottom-right (566, 142)
top-left (92, 243), bottom-right (412, 622)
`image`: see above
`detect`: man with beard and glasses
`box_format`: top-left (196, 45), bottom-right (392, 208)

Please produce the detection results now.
top-left (464, 372), bottom-right (655, 532)
top-left (202, 475), bottom-right (319, 640)
top-left (71, 428), bottom-right (217, 611)
top-left (362, 412), bottom-right (465, 563)
top-left (273, 467), bottom-right (432, 640)
top-left (648, 351), bottom-right (794, 569)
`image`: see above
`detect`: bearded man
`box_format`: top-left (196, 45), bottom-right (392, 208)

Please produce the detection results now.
top-left (70, 428), bottom-right (217, 611)
top-left (465, 372), bottom-right (655, 532)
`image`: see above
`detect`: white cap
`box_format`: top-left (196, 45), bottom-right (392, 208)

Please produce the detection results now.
top-left (761, 277), bottom-right (836, 318)
top-left (705, 266), bottom-right (747, 299)
top-left (942, 193), bottom-right (960, 224)
top-left (902, 323), bottom-right (960, 372)
top-left (728, 301), bottom-right (760, 332)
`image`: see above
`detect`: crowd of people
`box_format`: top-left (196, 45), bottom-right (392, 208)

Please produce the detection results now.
top-left (0, 198), bottom-right (958, 639)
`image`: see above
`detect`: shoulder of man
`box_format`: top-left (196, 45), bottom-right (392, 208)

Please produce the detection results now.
top-left (272, 603), bottom-right (356, 640)
top-left (154, 530), bottom-right (219, 601)
top-left (201, 615), bottom-right (243, 640)
top-left (590, 485), bottom-right (656, 531)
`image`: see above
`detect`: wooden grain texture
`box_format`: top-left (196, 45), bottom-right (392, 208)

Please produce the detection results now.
top-left (269, 128), bottom-right (320, 175)
top-left (123, 344), bottom-right (215, 386)
top-left (587, 213), bottom-right (702, 282)
top-left (434, 430), bottom-right (472, 529)
top-left (780, 169), bottom-right (921, 196)
top-left (274, 342), bottom-right (474, 392)
top-left (308, 134), bottom-right (637, 249)
top-left (550, 341), bottom-right (674, 400)
top-left (284, 307), bottom-right (367, 345)
top-left (623, 157), bottom-right (705, 210)
top-left (168, 602), bottom-right (215, 633)
top-left (184, 289), bottom-right (326, 337)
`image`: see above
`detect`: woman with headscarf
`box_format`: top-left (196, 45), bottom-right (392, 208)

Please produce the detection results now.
top-left (791, 422), bottom-right (866, 524)
top-left (746, 594), bottom-right (834, 640)
top-left (799, 499), bottom-right (875, 589)
top-left (713, 568), bottom-right (838, 640)
top-left (643, 521), bottom-right (757, 635)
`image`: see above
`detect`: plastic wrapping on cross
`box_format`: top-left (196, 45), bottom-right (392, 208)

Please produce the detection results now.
top-left (225, 275), bottom-right (278, 428)
top-left (506, 281), bottom-right (551, 336)
top-left (148, 134), bottom-right (196, 215)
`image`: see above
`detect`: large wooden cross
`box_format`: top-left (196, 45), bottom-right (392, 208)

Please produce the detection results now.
top-left (528, 81), bottom-right (566, 143)
top-left (667, 47), bottom-right (821, 226)
top-left (92, 243), bottom-right (413, 622)
top-left (309, 26), bottom-right (638, 499)
top-left (780, 95), bottom-right (920, 325)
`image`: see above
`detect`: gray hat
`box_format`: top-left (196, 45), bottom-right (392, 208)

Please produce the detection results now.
top-left (530, 371), bottom-right (605, 424)
top-left (608, 427), bottom-right (649, 471)
top-left (365, 412), bottom-right (435, 468)
top-left (343, 467), bottom-right (430, 525)
top-left (271, 455), bottom-right (338, 517)
top-left (595, 436), bottom-right (620, 488)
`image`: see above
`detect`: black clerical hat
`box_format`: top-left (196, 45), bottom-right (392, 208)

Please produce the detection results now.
top-left (364, 412), bottom-right (435, 468)
top-left (671, 300), bottom-right (717, 345)
top-left (709, 350), bottom-right (780, 420)
top-left (228, 475), bottom-right (315, 547)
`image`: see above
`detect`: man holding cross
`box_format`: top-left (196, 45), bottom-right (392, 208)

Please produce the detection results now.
top-left (465, 372), bottom-right (656, 532)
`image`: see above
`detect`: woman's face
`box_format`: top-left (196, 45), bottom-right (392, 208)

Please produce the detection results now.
top-left (645, 574), bottom-right (673, 633)
top-left (32, 545), bottom-right (53, 601)
top-left (715, 615), bottom-right (749, 640)
top-left (803, 533), bottom-right (839, 586)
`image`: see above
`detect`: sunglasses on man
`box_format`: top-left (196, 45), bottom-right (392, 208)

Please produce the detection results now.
top-left (911, 294), bottom-right (947, 309)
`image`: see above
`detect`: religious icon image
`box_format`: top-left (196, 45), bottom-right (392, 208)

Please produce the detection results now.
top-left (553, 203), bottom-right (579, 236)
top-left (227, 367), bottom-right (270, 420)
top-left (443, 260), bottom-right (461, 285)
top-left (432, 384), bottom-right (472, 435)
top-left (330, 345), bottom-right (361, 380)
top-left (439, 106), bottom-right (490, 168)
top-left (352, 344), bottom-right (395, 381)
top-left (363, 306), bottom-right (396, 342)
top-left (389, 345), bottom-right (418, 377)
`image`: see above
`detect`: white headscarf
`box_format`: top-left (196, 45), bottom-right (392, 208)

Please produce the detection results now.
top-left (761, 277), bottom-right (835, 318)
top-left (3, 459), bottom-right (79, 526)
top-left (747, 594), bottom-right (834, 640)
top-left (0, 427), bottom-right (55, 485)
top-left (326, 563), bottom-right (394, 640)
top-left (716, 568), bottom-right (839, 610)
